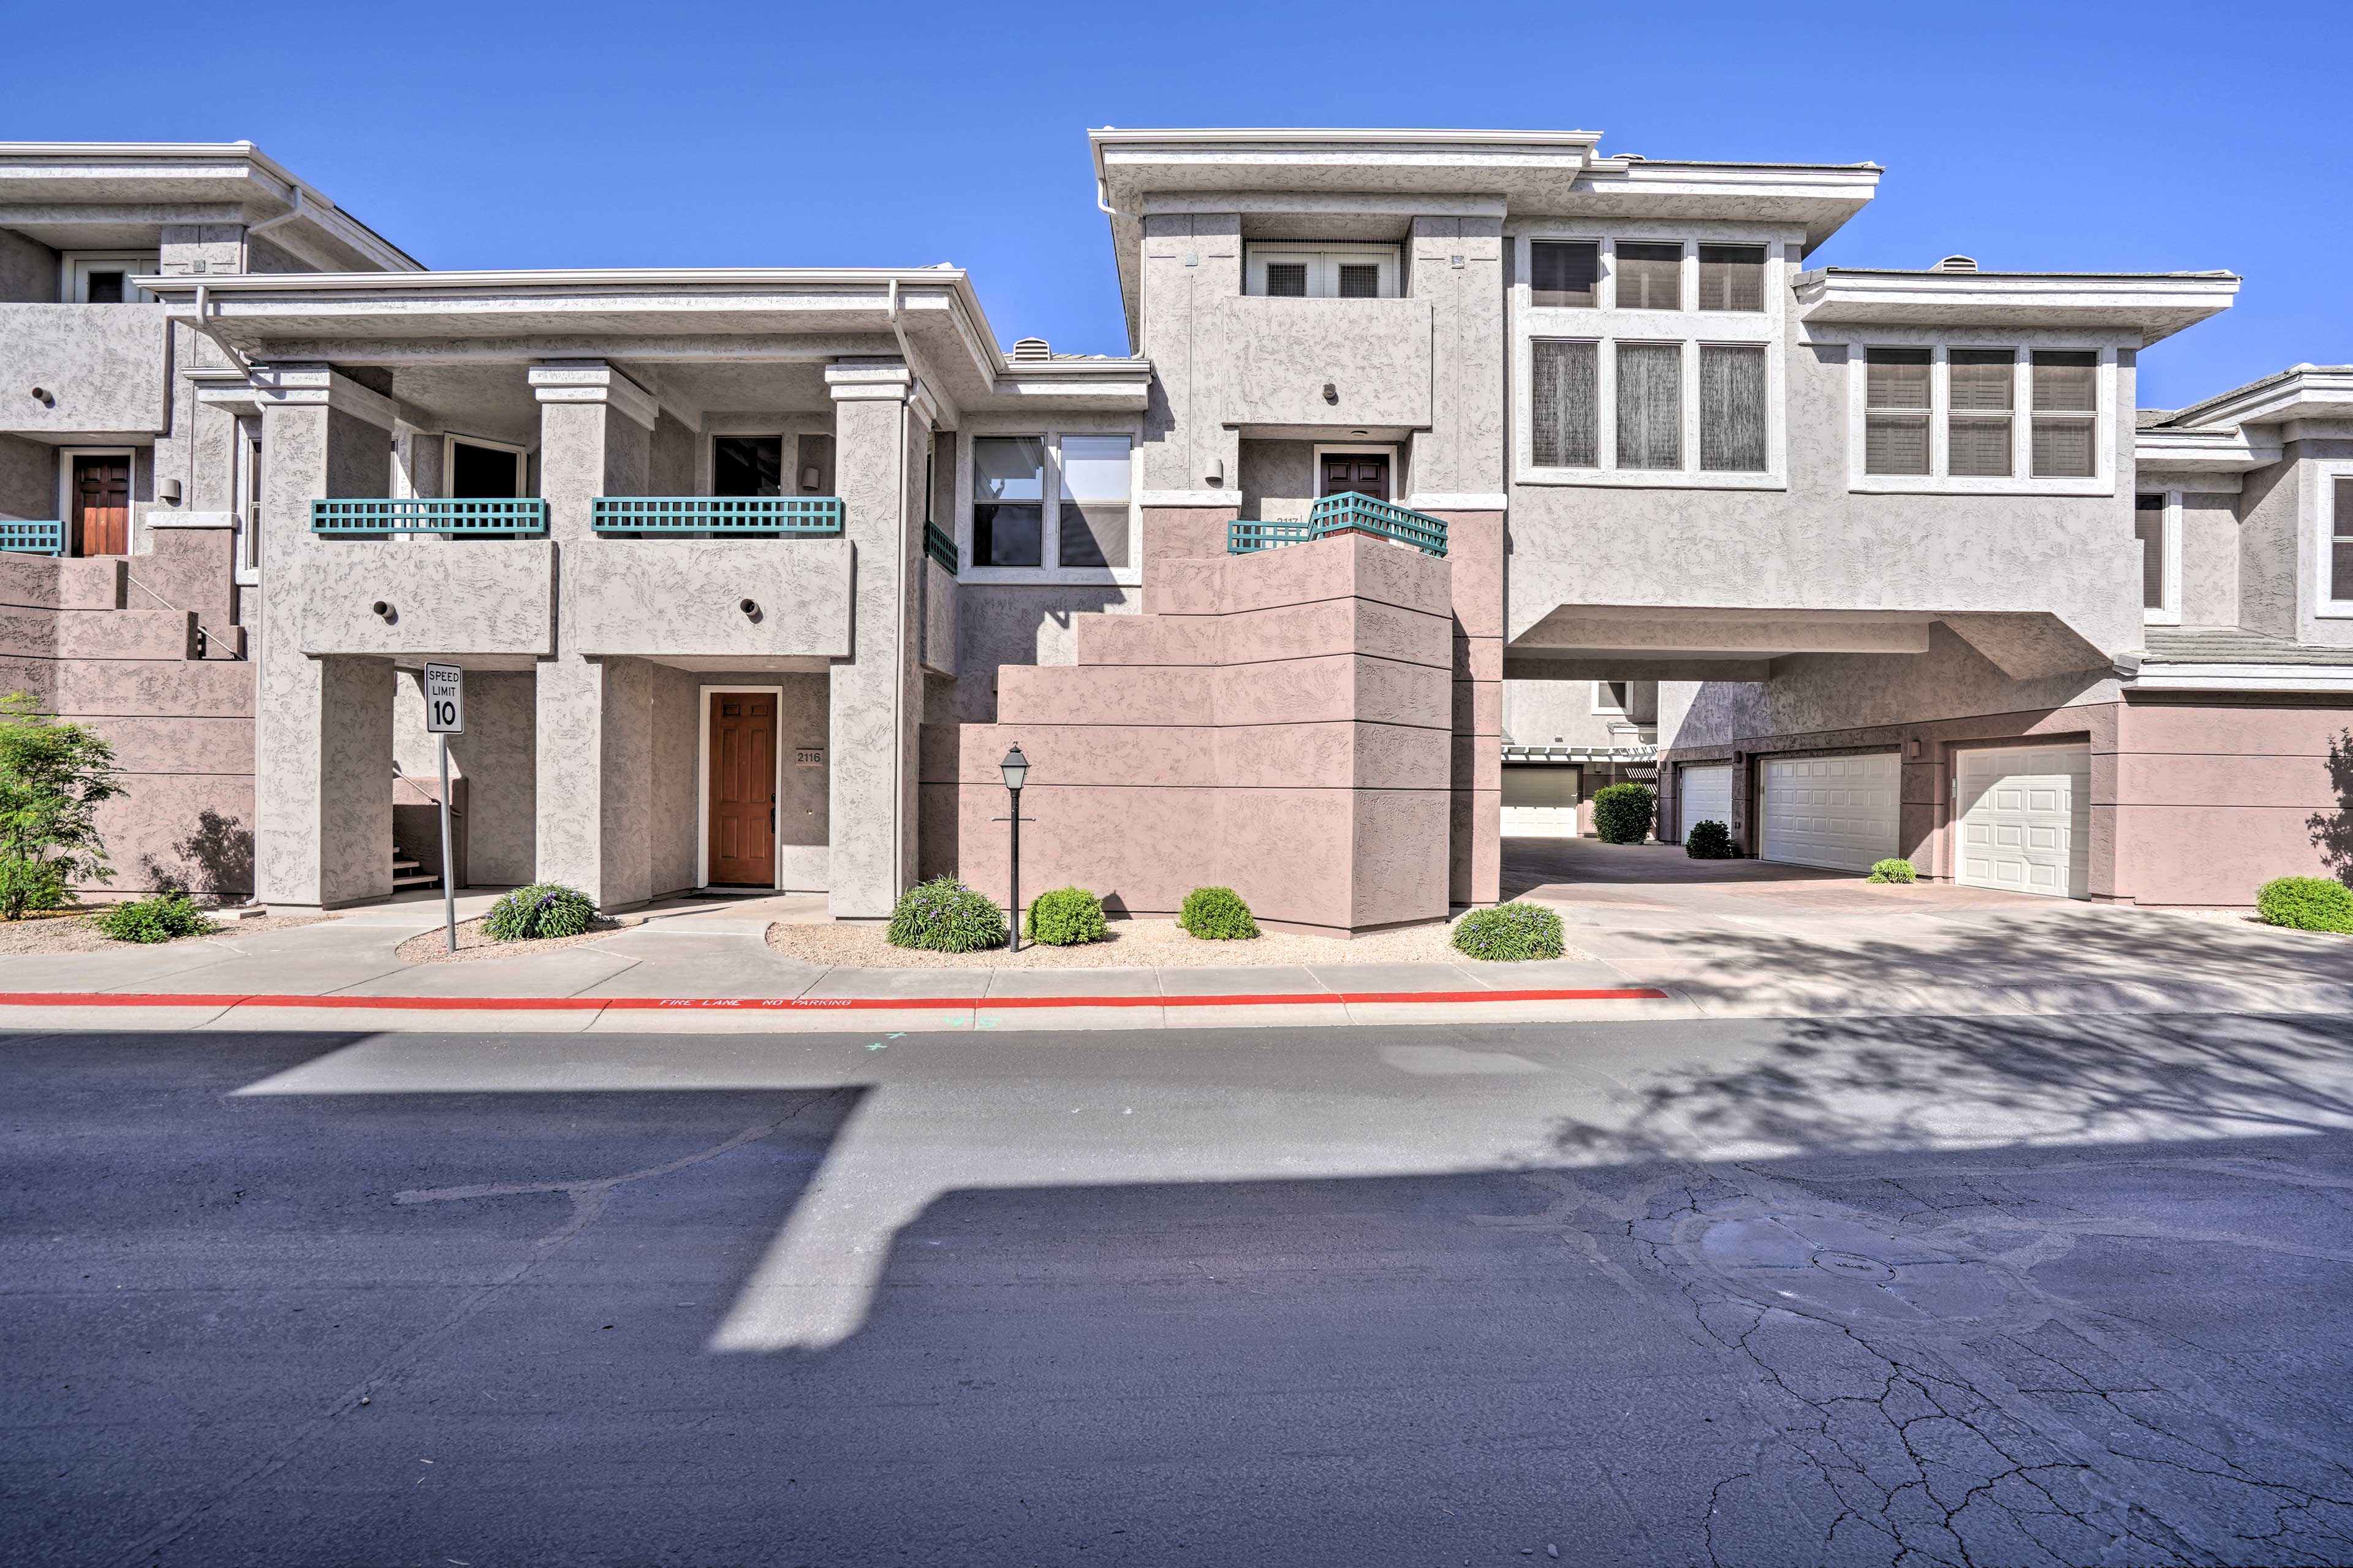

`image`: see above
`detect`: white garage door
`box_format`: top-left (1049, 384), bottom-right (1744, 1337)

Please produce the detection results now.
top-left (1678, 763), bottom-right (1732, 841)
top-left (1759, 752), bottom-right (1901, 873)
top-left (1501, 764), bottom-right (1582, 838)
top-left (1955, 742), bottom-right (2089, 899)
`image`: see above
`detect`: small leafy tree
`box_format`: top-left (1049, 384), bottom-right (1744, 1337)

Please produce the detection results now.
top-left (0, 693), bottom-right (122, 918)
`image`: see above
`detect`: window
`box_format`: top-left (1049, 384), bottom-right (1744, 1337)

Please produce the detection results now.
top-left (1594, 681), bottom-right (1629, 715)
top-left (1531, 242), bottom-right (1599, 308)
top-left (1057, 436), bottom-right (1131, 568)
top-left (1947, 349), bottom-right (2015, 478)
top-left (1245, 246), bottom-right (1399, 298)
top-left (2332, 477), bottom-right (2353, 607)
top-left (1613, 243), bottom-right (1683, 311)
top-left (1616, 344), bottom-right (1682, 469)
top-left (1697, 246), bottom-right (1765, 312)
top-left (64, 254), bottom-right (159, 304)
top-left (2032, 352), bottom-right (2099, 479)
top-left (449, 438), bottom-right (525, 498)
top-left (713, 436), bottom-right (783, 498)
top-left (1865, 349), bottom-right (1932, 475)
top-left (1699, 346), bottom-right (1767, 472)
top-left (1531, 341), bottom-right (1599, 467)
top-left (2134, 493), bottom-right (2167, 612)
top-left (234, 419), bottom-right (263, 583)
top-left (972, 436), bottom-right (1045, 567)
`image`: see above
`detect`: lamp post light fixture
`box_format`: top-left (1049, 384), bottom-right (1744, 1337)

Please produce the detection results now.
top-left (998, 744), bottom-right (1032, 952)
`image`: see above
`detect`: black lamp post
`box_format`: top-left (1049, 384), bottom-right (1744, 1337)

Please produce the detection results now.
top-left (999, 744), bottom-right (1030, 951)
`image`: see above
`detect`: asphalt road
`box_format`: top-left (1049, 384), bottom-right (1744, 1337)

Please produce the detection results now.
top-left (7, 1013), bottom-right (2353, 1566)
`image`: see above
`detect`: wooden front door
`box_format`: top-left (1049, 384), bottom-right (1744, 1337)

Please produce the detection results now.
top-left (707, 693), bottom-right (776, 885)
top-left (1319, 452), bottom-right (1390, 502)
top-left (72, 456), bottom-right (131, 556)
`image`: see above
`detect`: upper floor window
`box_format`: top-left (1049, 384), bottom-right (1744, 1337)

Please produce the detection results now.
top-left (1246, 245), bottom-right (1399, 299)
top-left (967, 430), bottom-right (1135, 580)
top-left (1613, 243), bottom-right (1683, 311)
top-left (714, 436), bottom-right (782, 497)
top-left (1865, 349), bottom-right (1931, 475)
top-left (2031, 352), bottom-right (2099, 479)
top-left (2324, 471), bottom-right (2353, 616)
top-left (1530, 242), bottom-right (1598, 308)
top-left (2134, 492), bottom-right (2172, 619)
top-left (1851, 341), bottom-right (2111, 493)
top-left (64, 254), bottom-right (159, 304)
top-left (1696, 246), bottom-right (1766, 312)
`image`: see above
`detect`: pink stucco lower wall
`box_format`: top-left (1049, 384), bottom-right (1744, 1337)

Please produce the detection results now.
top-left (2111, 695), bottom-right (2353, 906)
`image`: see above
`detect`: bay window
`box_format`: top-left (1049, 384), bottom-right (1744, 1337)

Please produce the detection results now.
top-left (1849, 341), bottom-right (2110, 491)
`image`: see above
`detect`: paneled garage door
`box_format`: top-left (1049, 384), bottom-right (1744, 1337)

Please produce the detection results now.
top-left (1678, 763), bottom-right (1732, 841)
top-left (1759, 752), bottom-right (1901, 873)
top-left (1955, 741), bottom-right (2090, 899)
top-left (1501, 764), bottom-right (1582, 838)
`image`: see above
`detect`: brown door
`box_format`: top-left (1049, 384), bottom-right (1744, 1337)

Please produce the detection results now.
top-left (1319, 453), bottom-right (1390, 501)
top-left (72, 456), bottom-right (131, 556)
top-left (707, 693), bottom-right (776, 885)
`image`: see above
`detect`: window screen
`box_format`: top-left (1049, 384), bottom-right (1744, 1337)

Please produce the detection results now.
top-left (1265, 262), bottom-right (1308, 298)
top-left (1531, 341), bottom-right (1599, 468)
top-left (1616, 343), bottom-right (1683, 470)
top-left (1947, 349), bottom-right (2015, 478)
top-left (1699, 345), bottom-right (1767, 472)
top-left (2031, 352), bottom-right (2099, 479)
top-left (2134, 494), bottom-right (2167, 611)
top-left (1696, 246), bottom-right (1765, 312)
top-left (1336, 263), bottom-right (1381, 298)
top-left (1056, 436), bottom-right (1131, 569)
top-left (972, 436), bottom-right (1045, 567)
top-left (1613, 243), bottom-right (1683, 311)
top-left (1530, 242), bottom-right (1599, 308)
top-left (1865, 348), bottom-right (1931, 476)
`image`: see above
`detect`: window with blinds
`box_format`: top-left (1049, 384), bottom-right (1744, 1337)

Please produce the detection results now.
top-left (1947, 349), bottom-right (2015, 477)
top-left (1336, 263), bottom-right (1380, 298)
top-left (1246, 246), bottom-right (1398, 298)
top-left (1616, 343), bottom-right (1683, 470)
top-left (1265, 263), bottom-right (1308, 298)
top-left (1865, 349), bottom-right (1931, 475)
top-left (1531, 341), bottom-right (1599, 467)
top-left (2032, 352), bottom-right (2099, 478)
top-left (1699, 346), bottom-right (1767, 472)
top-left (1696, 246), bottom-right (1765, 312)
top-left (1531, 241), bottom-right (1599, 308)
top-left (2334, 478), bottom-right (2353, 602)
top-left (1614, 243), bottom-right (1683, 311)
top-left (2134, 494), bottom-right (2167, 611)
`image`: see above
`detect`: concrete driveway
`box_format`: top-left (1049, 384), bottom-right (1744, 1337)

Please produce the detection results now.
top-left (1502, 835), bottom-right (2353, 1018)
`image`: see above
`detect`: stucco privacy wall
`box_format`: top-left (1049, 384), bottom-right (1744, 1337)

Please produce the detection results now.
top-left (1408, 216), bottom-right (1506, 504)
top-left (2113, 697), bottom-right (2353, 905)
top-left (920, 532), bottom-right (1453, 936)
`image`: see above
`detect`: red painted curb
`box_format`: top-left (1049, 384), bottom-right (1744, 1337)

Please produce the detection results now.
top-left (0, 986), bottom-right (1668, 1014)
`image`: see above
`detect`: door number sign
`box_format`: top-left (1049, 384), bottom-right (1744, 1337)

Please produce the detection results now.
top-left (424, 663), bottom-right (464, 735)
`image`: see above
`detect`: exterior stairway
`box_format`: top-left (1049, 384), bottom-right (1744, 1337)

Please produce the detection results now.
top-left (392, 852), bottom-right (439, 891)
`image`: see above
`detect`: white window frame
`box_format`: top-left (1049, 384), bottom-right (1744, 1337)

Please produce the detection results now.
top-left (60, 252), bottom-right (161, 303)
top-left (1592, 680), bottom-right (1627, 716)
top-left (956, 419), bottom-right (1141, 586)
top-left (1836, 331), bottom-right (2118, 497)
top-left (2137, 489), bottom-right (2183, 627)
top-left (2317, 460), bottom-right (2353, 619)
top-left (233, 417), bottom-right (263, 585)
top-left (444, 433), bottom-right (530, 498)
top-left (1511, 224), bottom-right (1789, 491)
top-left (1244, 244), bottom-right (1401, 299)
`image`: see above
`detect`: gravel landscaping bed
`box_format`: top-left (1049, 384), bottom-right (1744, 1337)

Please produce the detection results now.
top-left (0, 910), bottom-right (333, 955)
top-left (763, 914), bottom-right (1590, 969)
top-left (393, 915), bottom-right (639, 964)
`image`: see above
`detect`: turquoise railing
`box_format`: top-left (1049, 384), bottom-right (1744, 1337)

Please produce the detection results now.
top-left (923, 520), bottom-right (958, 572)
top-left (593, 496), bottom-right (843, 536)
top-left (312, 499), bottom-right (548, 536)
top-left (1227, 494), bottom-right (1447, 559)
top-left (0, 520), bottom-right (66, 556)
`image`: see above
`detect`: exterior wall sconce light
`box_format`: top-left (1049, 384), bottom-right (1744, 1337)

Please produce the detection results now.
top-left (1321, 382), bottom-right (1338, 405)
top-left (159, 478), bottom-right (183, 504)
top-left (996, 743), bottom-right (1033, 951)
top-left (1205, 458), bottom-right (1224, 487)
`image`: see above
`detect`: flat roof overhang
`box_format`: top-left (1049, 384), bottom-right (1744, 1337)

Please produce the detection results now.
top-left (1510, 604), bottom-right (2113, 682)
top-left (1795, 268), bottom-right (2240, 346)
top-left (2150, 365), bottom-right (2353, 433)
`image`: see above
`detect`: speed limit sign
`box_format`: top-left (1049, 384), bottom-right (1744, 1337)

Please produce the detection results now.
top-left (423, 663), bottom-right (464, 735)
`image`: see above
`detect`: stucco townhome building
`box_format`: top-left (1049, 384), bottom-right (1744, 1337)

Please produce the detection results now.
top-left (0, 131), bottom-right (2344, 931)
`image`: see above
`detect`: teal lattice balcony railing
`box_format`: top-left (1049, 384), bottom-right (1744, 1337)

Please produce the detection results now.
top-left (1227, 493), bottom-right (1446, 559)
top-left (312, 499), bottom-right (548, 536)
top-left (923, 521), bottom-right (958, 572)
top-left (0, 520), bottom-right (66, 556)
top-left (592, 496), bottom-right (843, 536)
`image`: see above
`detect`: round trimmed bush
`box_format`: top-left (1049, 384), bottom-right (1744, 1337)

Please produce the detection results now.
top-left (1025, 885), bottom-right (1108, 947)
top-left (89, 892), bottom-right (211, 944)
top-left (1178, 886), bottom-right (1259, 941)
top-left (2256, 876), bottom-right (2353, 933)
top-left (886, 876), bottom-right (1007, 953)
top-left (1685, 820), bottom-right (1735, 860)
top-left (1592, 782), bottom-right (1655, 845)
top-left (482, 882), bottom-right (599, 941)
top-left (1451, 901), bottom-right (1566, 962)
top-left (1867, 858), bottom-right (1919, 885)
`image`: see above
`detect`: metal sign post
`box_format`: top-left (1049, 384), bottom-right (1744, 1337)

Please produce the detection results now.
top-left (422, 663), bottom-right (464, 954)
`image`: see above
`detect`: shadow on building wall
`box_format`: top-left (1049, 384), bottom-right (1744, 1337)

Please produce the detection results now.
top-left (2312, 729), bottom-right (2353, 886)
top-left (138, 808), bottom-right (254, 901)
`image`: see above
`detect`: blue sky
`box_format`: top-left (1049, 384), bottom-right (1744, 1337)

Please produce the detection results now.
top-left (6, 0), bottom-right (2346, 409)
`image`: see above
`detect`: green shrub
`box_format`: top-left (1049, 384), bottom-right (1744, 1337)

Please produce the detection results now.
top-left (1025, 885), bottom-right (1108, 947)
top-left (1685, 820), bottom-right (1735, 860)
top-left (886, 876), bottom-right (1007, 953)
top-left (89, 892), bottom-right (211, 944)
top-left (482, 882), bottom-right (599, 941)
top-left (1451, 901), bottom-right (1566, 962)
top-left (1592, 782), bottom-right (1655, 845)
top-left (0, 856), bottom-right (67, 917)
top-left (2257, 876), bottom-right (2353, 933)
top-left (0, 692), bottom-right (122, 919)
top-left (1867, 858), bottom-right (1918, 885)
top-left (1178, 886), bottom-right (1259, 941)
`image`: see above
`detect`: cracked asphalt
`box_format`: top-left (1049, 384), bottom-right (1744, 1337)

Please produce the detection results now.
top-left (6, 1013), bottom-right (2353, 1566)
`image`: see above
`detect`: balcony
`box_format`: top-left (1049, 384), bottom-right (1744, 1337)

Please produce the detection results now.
top-left (0, 304), bottom-right (169, 436)
top-left (1211, 295), bottom-right (1432, 428)
top-left (1229, 493), bottom-right (1447, 559)
top-left (591, 496), bottom-right (843, 536)
top-left (311, 499), bottom-right (548, 537)
top-left (0, 521), bottom-right (64, 556)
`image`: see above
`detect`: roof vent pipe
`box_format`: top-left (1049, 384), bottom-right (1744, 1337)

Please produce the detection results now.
top-left (1935, 254), bottom-right (1978, 273)
top-left (1011, 337), bottom-right (1053, 363)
